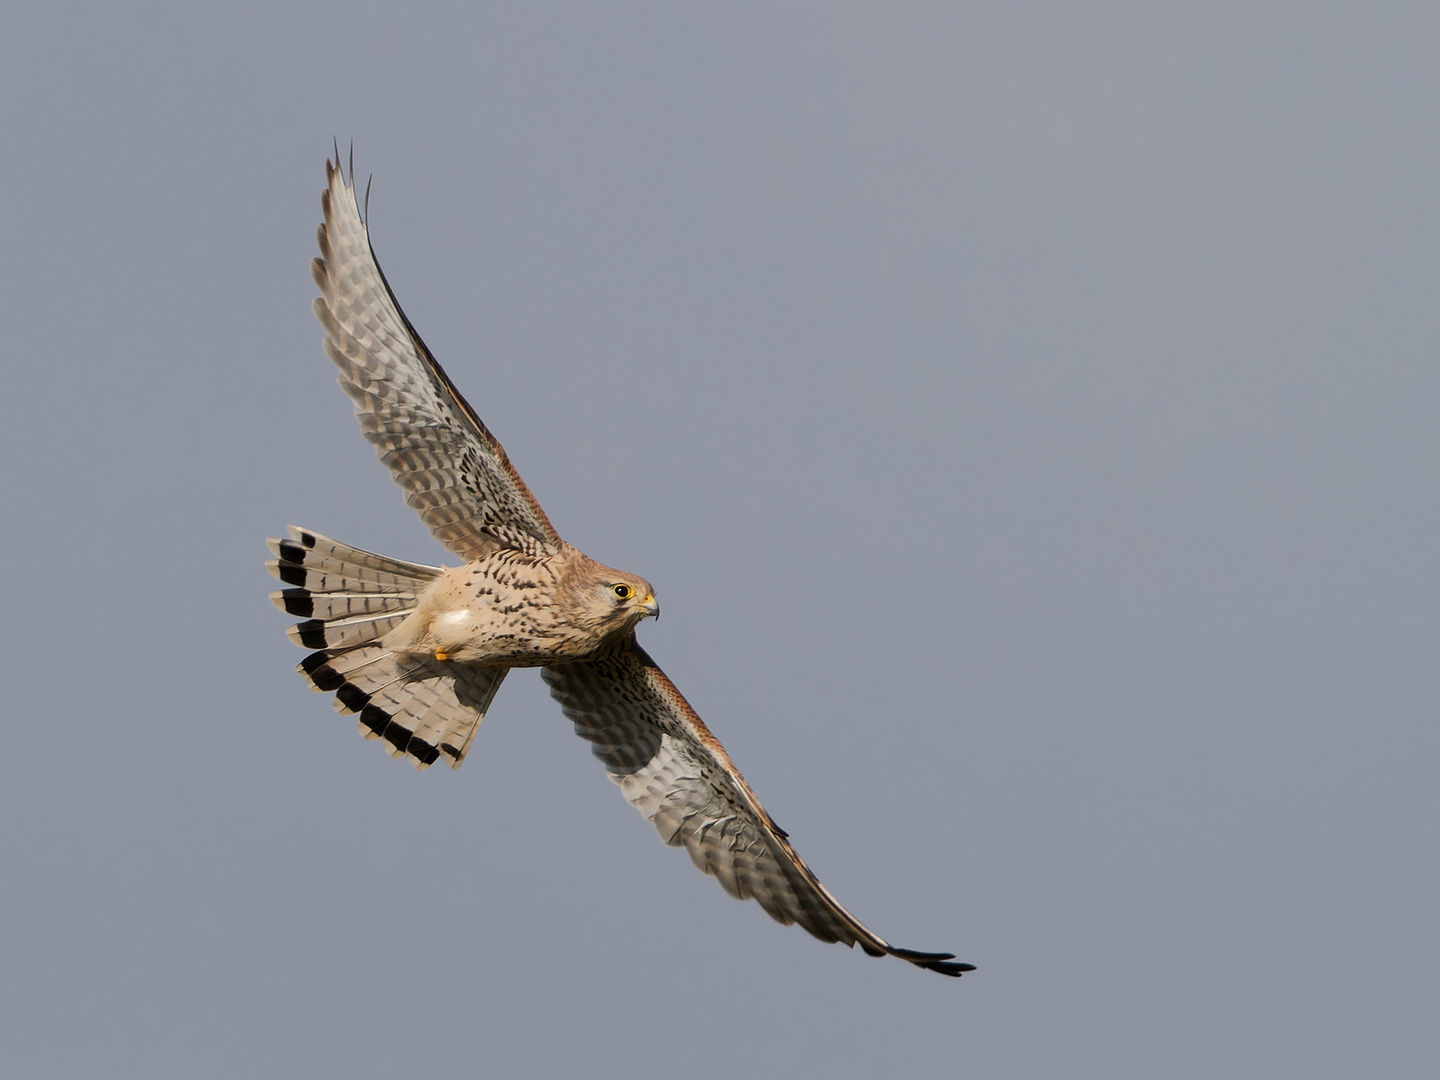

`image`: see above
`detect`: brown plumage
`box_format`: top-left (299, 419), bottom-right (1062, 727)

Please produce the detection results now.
top-left (266, 150), bottom-right (974, 977)
top-left (383, 548), bottom-right (657, 667)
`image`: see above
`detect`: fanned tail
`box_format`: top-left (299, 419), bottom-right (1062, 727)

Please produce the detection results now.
top-left (266, 526), bottom-right (506, 769)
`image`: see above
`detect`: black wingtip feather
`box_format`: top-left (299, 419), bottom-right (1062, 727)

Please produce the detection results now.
top-left (887, 947), bottom-right (976, 977)
top-left (921, 959), bottom-right (976, 977)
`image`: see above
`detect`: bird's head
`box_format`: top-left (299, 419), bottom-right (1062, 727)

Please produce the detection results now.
top-left (558, 554), bottom-right (659, 638)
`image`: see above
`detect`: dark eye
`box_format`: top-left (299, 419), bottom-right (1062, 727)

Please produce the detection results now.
top-left (612, 584), bottom-right (633, 600)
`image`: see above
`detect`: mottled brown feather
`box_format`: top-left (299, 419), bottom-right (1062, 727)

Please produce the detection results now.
top-left (544, 637), bottom-right (974, 976)
top-left (311, 159), bottom-right (562, 560)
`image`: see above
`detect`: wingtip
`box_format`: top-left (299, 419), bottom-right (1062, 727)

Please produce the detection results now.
top-left (888, 946), bottom-right (977, 977)
top-left (325, 139), bottom-right (356, 196)
top-left (920, 959), bottom-right (977, 978)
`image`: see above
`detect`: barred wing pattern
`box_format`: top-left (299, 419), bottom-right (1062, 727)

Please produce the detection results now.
top-left (543, 640), bottom-right (975, 977)
top-left (312, 159), bottom-right (561, 561)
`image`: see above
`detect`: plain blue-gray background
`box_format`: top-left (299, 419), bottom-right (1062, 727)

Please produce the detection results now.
top-left (2, 3), bottom-right (1435, 1076)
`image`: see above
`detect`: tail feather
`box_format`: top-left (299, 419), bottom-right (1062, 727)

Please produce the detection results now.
top-left (272, 525), bottom-right (440, 578)
top-left (271, 588), bottom-right (420, 622)
top-left (266, 552), bottom-right (428, 594)
top-left (298, 643), bottom-right (398, 693)
top-left (331, 650), bottom-right (505, 768)
top-left (266, 526), bottom-right (440, 593)
top-left (282, 609), bottom-right (413, 650)
top-left (266, 526), bottom-right (505, 770)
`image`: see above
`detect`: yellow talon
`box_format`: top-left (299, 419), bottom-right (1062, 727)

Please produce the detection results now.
top-left (434, 647), bottom-right (449, 661)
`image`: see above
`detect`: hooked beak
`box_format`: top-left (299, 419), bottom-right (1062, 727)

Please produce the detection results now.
top-left (640, 593), bottom-right (659, 620)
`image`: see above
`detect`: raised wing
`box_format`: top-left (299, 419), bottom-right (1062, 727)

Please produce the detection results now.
top-left (542, 640), bottom-right (974, 977)
top-left (311, 153), bottom-right (562, 561)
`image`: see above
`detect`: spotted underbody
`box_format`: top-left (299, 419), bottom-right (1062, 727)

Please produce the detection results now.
top-left (382, 545), bottom-right (658, 667)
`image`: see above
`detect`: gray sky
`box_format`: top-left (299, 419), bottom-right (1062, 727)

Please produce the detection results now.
top-left (2, 2), bottom-right (1436, 1077)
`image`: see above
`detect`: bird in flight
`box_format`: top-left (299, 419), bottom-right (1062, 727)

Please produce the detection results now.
top-left (267, 151), bottom-right (974, 977)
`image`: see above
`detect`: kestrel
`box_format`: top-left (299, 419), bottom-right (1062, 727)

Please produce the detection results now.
top-left (267, 152), bottom-right (973, 977)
